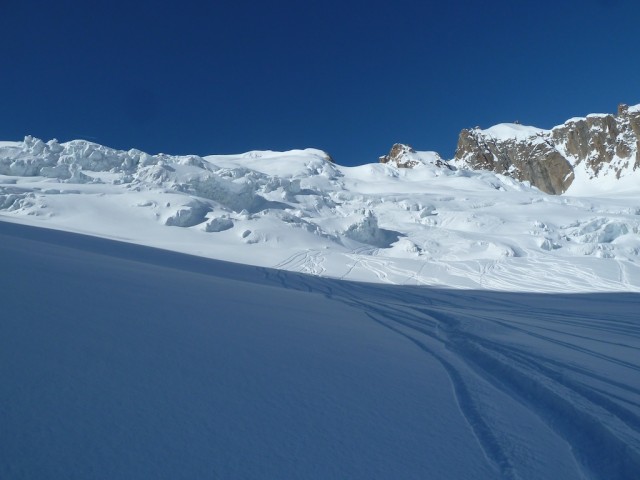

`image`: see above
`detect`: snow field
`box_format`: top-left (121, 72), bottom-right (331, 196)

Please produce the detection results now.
top-left (1, 221), bottom-right (638, 479)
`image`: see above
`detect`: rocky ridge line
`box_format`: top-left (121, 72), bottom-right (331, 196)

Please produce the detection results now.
top-left (453, 103), bottom-right (640, 194)
top-left (380, 103), bottom-right (640, 194)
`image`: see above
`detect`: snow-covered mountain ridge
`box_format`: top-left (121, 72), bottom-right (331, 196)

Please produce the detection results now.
top-left (454, 103), bottom-right (640, 194)
top-left (1, 112), bottom-right (640, 292)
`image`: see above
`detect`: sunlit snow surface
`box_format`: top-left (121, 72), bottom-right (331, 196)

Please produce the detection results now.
top-left (1, 136), bottom-right (640, 293)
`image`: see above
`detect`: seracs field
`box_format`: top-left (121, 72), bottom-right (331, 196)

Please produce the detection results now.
top-left (1, 105), bottom-right (640, 479)
top-left (1, 128), bottom-right (640, 293)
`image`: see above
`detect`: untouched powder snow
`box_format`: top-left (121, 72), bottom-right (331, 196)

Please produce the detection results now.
top-left (1, 221), bottom-right (639, 479)
top-left (1, 136), bottom-right (640, 292)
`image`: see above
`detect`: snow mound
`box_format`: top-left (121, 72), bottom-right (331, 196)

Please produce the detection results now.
top-left (344, 210), bottom-right (401, 248)
top-left (164, 201), bottom-right (211, 228)
top-left (480, 123), bottom-right (548, 141)
top-left (204, 216), bottom-right (234, 232)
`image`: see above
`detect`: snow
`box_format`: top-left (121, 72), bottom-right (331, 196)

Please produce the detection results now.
top-left (2, 134), bottom-right (640, 478)
top-left (558, 102), bottom-right (640, 126)
top-left (477, 123), bottom-right (548, 141)
top-left (563, 117), bottom-right (586, 124)
top-left (1, 220), bottom-right (638, 479)
top-left (559, 113), bottom-right (611, 126)
top-left (565, 164), bottom-right (640, 196)
top-left (1, 136), bottom-right (640, 293)
top-left (415, 150), bottom-right (443, 163)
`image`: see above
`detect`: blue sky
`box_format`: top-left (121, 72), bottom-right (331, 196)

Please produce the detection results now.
top-left (1, 0), bottom-right (639, 165)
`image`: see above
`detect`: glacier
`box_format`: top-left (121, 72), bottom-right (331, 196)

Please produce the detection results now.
top-left (1, 133), bottom-right (640, 479)
top-left (1, 135), bottom-right (639, 293)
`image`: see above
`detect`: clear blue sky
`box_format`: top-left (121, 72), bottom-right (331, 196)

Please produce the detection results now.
top-left (2, 0), bottom-right (639, 165)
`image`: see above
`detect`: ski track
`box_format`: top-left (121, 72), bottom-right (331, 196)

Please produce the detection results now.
top-left (273, 249), bottom-right (326, 276)
top-left (617, 259), bottom-right (631, 289)
top-left (368, 314), bottom-right (520, 480)
top-left (268, 270), bottom-right (640, 480)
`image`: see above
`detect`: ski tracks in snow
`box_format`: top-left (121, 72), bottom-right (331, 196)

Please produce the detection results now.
top-left (268, 269), bottom-right (640, 479)
top-left (362, 297), bottom-right (640, 480)
top-left (273, 249), bottom-right (326, 276)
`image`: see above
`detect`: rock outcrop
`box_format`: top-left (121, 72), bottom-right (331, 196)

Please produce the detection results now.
top-left (454, 127), bottom-right (574, 194)
top-left (454, 104), bottom-right (640, 194)
top-left (551, 104), bottom-right (640, 179)
top-left (380, 143), bottom-right (453, 170)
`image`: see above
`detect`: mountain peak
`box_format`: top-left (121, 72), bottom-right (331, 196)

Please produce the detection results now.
top-left (455, 103), bottom-right (640, 194)
top-left (379, 143), bottom-right (453, 170)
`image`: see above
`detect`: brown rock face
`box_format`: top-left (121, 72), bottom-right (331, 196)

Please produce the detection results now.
top-left (552, 116), bottom-right (616, 175)
top-left (552, 106), bottom-right (640, 177)
top-left (454, 103), bottom-right (640, 194)
top-left (379, 144), bottom-right (420, 168)
top-left (619, 105), bottom-right (640, 170)
top-left (455, 130), bottom-right (573, 194)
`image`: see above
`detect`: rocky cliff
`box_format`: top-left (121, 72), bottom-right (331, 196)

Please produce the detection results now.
top-left (453, 104), bottom-right (640, 194)
top-left (379, 143), bottom-right (453, 170)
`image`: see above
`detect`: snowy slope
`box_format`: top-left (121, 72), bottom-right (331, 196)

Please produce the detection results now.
top-left (1, 221), bottom-right (639, 479)
top-left (1, 136), bottom-right (640, 292)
